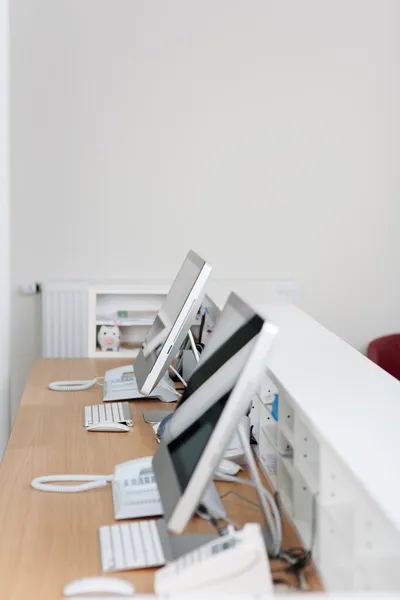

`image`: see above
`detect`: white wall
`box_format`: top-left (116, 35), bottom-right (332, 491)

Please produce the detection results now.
top-left (10, 0), bottom-right (400, 417)
top-left (0, 0), bottom-right (10, 450)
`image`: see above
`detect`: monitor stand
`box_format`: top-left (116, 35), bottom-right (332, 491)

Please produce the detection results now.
top-left (142, 409), bottom-right (174, 424)
top-left (142, 329), bottom-right (199, 422)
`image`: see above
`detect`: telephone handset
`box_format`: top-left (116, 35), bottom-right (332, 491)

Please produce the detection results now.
top-left (154, 523), bottom-right (273, 595)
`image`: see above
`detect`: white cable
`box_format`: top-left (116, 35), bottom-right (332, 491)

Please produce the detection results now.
top-left (214, 473), bottom-right (282, 556)
top-left (188, 330), bottom-right (200, 363)
top-left (31, 474), bottom-right (113, 493)
top-left (168, 365), bottom-right (187, 388)
top-left (48, 377), bottom-right (103, 391)
top-left (216, 474), bottom-right (281, 554)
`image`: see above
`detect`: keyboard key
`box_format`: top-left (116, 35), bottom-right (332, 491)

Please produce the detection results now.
top-left (110, 524), bottom-right (125, 570)
top-left (99, 404), bottom-right (106, 422)
top-left (84, 405), bottom-right (92, 425)
top-left (149, 520), bottom-right (165, 565)
top-left (121, 402), bottom-right (132, 424)
top-left (130, 522), bottom-right (145, 566)
top-left (93, 405), bottom-right (100, 424)
top-left (112, 403), bottom-right (120, 421)
top-left (141, 520), bottom-right (156, 564)
top-left (105, 404), bottom-right (113, 422)
top-left (120, 523), bottom-right (135, 568)
top-left (99, 526), bottom-right (115, 572)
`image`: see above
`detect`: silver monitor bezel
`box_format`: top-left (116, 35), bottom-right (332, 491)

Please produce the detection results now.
top-left (134, 250), bottom-right (212, 396)
top-left (152, 292), bottom-right (278, 533)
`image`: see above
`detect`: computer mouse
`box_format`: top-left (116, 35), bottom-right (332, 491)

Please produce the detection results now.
top-left (86, 422), bottom-right (130, 432)
top-left (157, 412), bottom-right (173, 439)
top-left (213, 458), bottom-right (243, 480)
top-left (63, 576), bottom-right (135, 597)
top-left (219, 458), bottom-right (243, 475)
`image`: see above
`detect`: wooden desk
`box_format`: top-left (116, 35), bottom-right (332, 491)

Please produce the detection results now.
top-left (0, 359), bottom-right (322, 599)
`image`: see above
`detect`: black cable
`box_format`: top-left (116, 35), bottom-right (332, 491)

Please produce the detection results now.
top-left (270, 489), bottom-right (317, 589)
top-left (249, 426), bottom-right (258, 445)
top-left (273, 577), bottom-right (289, 585)
top-left (198, 506), bottom-right (228, 536)
top-left (219, 487), bottom-right (316, 588)
top-left (274, 490), bottom-right (281, 513)
top-left (277, 549), bottom-right (311, 572)
top-left (209, 516), bottom-right (225, 535)
top-left (198, 312), bottom-right (206, 346)
top-left (219, 490), bottom-right (260, 510)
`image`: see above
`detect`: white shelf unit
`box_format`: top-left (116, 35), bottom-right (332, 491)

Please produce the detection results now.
top-left (253, 367), bottom-right (400, 593)
top-left (252, 374), bottom-right (318, 554)
top-left (249, 300), bottom-right (400, 593)
top-left (88, 284), bottom-right (169, 358)
top-left (41, 278), bottom-right (298, 359)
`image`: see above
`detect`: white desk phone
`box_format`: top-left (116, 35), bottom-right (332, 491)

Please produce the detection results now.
top-left (112, 456), bottom-right (163, 520)
top-left (32, 454), bottom-right (242, 520)
top-left (154, 523), bottom-right (273, 595)
top-left (49, 364), bottom-right (179, 403)
top-left (113, 455), bottom-right (241, 520)
top-left (103, 365), bottom-right (179, 403)
top-left (31, 456), bottom-right (161, 520)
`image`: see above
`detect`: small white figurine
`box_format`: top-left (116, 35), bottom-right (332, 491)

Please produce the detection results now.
top-left (97, 325), bottom-right (121, 352)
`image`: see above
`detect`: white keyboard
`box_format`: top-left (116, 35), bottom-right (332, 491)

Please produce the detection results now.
top-left (84, 402), bottom-right (132, 428)
top-left (99, 520), bottom-right (166, 572)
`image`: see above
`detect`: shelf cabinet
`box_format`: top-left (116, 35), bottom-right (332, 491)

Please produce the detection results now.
top-left (251, 365), bottom-right (400, 593)
top-left (88, 284), bottom-right (169, 358)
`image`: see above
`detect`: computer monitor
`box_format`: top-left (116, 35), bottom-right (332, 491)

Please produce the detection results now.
top-left (152, 292), bottom-right (278, 534)
top-left (134, 250), bottom-right (212, 396)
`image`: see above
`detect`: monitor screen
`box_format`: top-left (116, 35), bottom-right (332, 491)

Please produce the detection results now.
top-left (175, 292), bottom-right (259, 410)
top-left (152, 292), bottom-right (278, 533)
top-left (134, 250), bottom-right (212, 396)
top-left (169, 391), bottom-right (231, 493)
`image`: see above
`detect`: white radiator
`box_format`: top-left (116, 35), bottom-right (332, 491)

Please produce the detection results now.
top-left (41, 281), bottom-right (89, 358)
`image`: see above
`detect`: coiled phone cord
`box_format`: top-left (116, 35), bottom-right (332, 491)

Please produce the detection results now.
top-left (48, 377), bottom-right (103, 391)
top-left (31, 474), bottom-right (113, 493)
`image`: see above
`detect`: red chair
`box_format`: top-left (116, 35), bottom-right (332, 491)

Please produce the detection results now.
top-left (367, 334), bottom-right (400, 379)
